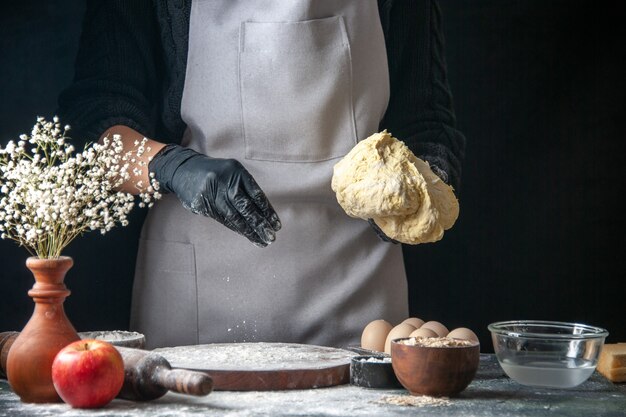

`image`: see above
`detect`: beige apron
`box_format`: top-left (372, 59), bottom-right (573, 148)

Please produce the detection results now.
top-left (131, 0), bottom-right (408, 349)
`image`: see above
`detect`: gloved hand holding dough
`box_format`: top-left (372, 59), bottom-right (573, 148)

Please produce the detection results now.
top-left (331, 130), bottom-right (459, 244)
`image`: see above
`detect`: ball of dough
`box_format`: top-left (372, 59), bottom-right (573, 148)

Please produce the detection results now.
top-left (371, 174), bottom-right (443, 245)
top-left (331, 131), bottom-right (424, 218)
top-left (331, 130), bottom-right (459, 245)
top-left (372, 155), bottom-right (459, 244)
top-left (413, 157), bottom-right (459, 230)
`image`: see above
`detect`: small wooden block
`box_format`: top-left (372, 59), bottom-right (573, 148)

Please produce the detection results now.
top-left (597, 343), bottom-right (626, 382)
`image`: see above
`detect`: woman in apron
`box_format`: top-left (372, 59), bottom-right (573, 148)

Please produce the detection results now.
top-left (59, 0), bottom-right (466, 349)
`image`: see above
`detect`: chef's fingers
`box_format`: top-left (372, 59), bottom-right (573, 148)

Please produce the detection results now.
top-left (240, 172), bottom-right (281, 231)
top-left (231, 192), bottom-right (276, 245)
top-left (213, 196), bottom-right (268, 247)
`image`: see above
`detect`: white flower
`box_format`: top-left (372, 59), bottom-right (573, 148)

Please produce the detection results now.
top-left (0, 116), bottom-right (161, 258)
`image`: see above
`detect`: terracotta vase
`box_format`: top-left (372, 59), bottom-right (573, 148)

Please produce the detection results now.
top-left (6, 256), bottom-right (80, 403)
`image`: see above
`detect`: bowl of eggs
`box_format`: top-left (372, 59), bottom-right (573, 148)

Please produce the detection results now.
top-left (391, 336), bottom-right (480, 396)
top-left (359, 317), bottom-right (480, 395)
top-left (361, 317), bottom-right (479, 354)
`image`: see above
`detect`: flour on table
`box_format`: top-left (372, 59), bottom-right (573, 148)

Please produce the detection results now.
top-left (154, 343), bottom-right (355, 371)
top-left (376, 394), bottom-right (452, 407)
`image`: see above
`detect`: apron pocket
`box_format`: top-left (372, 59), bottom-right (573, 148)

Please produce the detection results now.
top-left (131, 238), bottom-right (198, 348)
top-left (239, 16), bottom-right (356, 162)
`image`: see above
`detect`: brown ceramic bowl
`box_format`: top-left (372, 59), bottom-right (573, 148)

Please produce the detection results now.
top-left (391, 337), bottom-right (480, 396)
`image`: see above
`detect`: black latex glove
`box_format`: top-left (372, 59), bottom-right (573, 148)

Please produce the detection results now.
top-left (149, 144), bottom-right (281, 247)
top-left (368, 219), bottom-right (399, 244)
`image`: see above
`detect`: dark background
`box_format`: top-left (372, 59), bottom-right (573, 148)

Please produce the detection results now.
top-left (1, 1), bottom-right (624, 351)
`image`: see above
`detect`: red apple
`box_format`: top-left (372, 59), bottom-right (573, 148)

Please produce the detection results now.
top-left (51, 339), bottom-right (124, 408)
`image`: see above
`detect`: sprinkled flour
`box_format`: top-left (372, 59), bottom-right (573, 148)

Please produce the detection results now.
top-left (155, 343), bottom-right (355, 371)
top-left (0, 382), bottom-right (451, 417)
top-left (376, 394), bottom-right (452, 407)
top-left (357, 356), bottom-right (392, 363)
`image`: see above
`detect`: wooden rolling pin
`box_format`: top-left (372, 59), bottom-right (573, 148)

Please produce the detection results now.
top-left (0, 332), bottom-right (213, 401)
top-left (116, 346), bottom-right (212, 400)
top-left (0, 332), bottom-right (18, 379)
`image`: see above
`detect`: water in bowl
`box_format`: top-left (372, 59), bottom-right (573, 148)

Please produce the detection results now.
top-left (500, 356), bottom-right (596, 388)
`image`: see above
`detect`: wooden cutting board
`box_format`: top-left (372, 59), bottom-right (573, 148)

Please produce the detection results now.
top-left (154, 343), bottom-right (355, 391)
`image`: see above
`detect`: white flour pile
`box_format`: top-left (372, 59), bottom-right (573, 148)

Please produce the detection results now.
top-left (357, 357), bottom-right (392, 363)
top-left (376, 394), bottom-right (452, 407)
top-left (155, 343), bottom-right (355, 371)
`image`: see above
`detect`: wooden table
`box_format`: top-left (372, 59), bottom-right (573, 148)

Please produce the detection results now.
top-left (1, 355), bottom-right (624, 416)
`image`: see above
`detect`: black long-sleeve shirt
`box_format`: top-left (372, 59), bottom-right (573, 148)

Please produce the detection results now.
top-left (58, 0), bottom-right (466, 191)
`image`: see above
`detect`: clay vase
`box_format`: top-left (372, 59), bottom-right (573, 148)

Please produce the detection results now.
top-left (6, 256), bottom-right (80, 403)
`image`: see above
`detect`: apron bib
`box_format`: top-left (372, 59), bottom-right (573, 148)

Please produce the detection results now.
top-left (131, 0), bottom-right (408, 349)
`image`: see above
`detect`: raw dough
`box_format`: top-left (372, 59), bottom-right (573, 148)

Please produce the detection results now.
top-left (331, 131), bottom-right (423, 218)
top-left (331, 130), bottom-right (459, 244)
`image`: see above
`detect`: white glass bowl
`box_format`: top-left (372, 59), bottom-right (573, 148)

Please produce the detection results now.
top-left (488, 320), bottom-right (608, 388)
top-left (79, 330), bottom-right (146, 349)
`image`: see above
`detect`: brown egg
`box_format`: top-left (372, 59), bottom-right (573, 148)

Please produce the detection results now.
top-left (409, 327), bottom-right (438, 338)
top-left (361, 319), bottom-right (393, 352)
top-left (420, 321), bottom-right (449, 337)
top-left (448, 327), bottom-right (479, 343)
top-left (384, 323), bottom-right (417, 354)
top-left (402, 317), bottom-right (425, 329)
